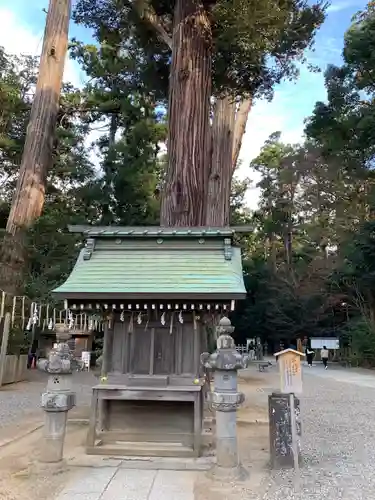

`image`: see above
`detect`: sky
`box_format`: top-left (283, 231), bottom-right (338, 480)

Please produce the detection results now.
top-left (0, 0), bottom-right (368, 209)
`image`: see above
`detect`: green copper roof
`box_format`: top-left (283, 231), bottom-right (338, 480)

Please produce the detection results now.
top-left (53, 231), bottom-right (247, 300)
top-left (67, 225), bottom-right (252, 238)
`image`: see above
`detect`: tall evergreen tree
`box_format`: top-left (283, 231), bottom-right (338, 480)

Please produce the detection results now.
top-left (73, 0), bottom-right (326, 226)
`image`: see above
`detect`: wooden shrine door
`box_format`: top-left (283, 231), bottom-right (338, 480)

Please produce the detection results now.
top-left (129, 325), bottom-right (175, 375)
top-left (153, 327), bottom-right (174, 375)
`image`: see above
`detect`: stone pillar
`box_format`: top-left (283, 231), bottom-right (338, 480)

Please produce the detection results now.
top-left (268, 392), bottom-right (302, 469)
top-left (201, 317), bottom-right (248, 479)
top-left (37, 324), bottom-right (76, 463)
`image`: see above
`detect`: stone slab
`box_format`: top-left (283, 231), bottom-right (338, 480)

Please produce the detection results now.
top-left (67, 454), bottom-right (213, 470)
top-left (56, 494), bottom-right (101, 500)
top-left (148, 470), bottom-right (196, 500)
top-left (56, 466), bottom-right (198, 500)
top-left (67, 456), bottom-right (123, 468)
top-left (61, 467), bottom-right (116, 494)
top-left (119, 456), bottom-right (212, 471)
top-left (100, 469), bottom-right (156, 500)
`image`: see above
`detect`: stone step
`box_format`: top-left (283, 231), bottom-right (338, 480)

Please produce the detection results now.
top-left (87, 440), bottom-right (197, 458)
top-left (68, 454), bottom-right (214, 471)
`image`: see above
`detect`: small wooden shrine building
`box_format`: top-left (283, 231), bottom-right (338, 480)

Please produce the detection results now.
top-left (53, 225), bottom-right (247, 457)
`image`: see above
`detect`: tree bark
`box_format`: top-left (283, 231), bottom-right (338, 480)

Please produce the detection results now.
top-left (160, 0), bottom-right (212, 227)
top-left (205, 96), bottom-right (235, 226)
top-left (101, 113), bottom-right (118, 224)
top-left (204, 95), bottom-right (252, 226)
top-left (6, 0), bottom-right (71, 235)
top-left (1, 0), bottom-right (71, 296)
top-left (232, 98), bottom-right (252, 171)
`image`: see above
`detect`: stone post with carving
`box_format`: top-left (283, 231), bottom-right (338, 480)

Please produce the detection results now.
top-left (201, 317), bottom-right (248, 479)
top-left (37, 324), bottom-right (76, 463)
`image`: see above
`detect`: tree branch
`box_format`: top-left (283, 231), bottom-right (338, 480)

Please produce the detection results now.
top-left (132, 1), bottom-right (172, 49)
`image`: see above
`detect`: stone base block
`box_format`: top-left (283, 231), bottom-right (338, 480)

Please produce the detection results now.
top-left (268, 392), bottom-right (302, 469)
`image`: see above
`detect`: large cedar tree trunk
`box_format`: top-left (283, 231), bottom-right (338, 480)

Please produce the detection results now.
top-left (1, 0), bottom-right (71, 295)
top-left (206, 96), bottom-right (235, 226)
top-left (6, 0), bottom-right (71, 235)
top-left (205, 96), bottom-right (252, 226)
top-left (160, 0), bottom-right (212, 227)
top-left (232, 98), bottom-right (252, 169)
top-left (101, 113), bottom-right (118, 224)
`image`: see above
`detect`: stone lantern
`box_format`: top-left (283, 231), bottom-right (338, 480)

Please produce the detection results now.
top-left (201, 317), bottom-right (248, 478)
top-left (37, 323), bottom-right (76, 463)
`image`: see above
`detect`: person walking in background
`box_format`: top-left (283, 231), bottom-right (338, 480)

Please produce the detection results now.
top-left (306, 347), bottom-right (314, 367)
top-left (321, 346), bottom-right (329, 369)
top-left (248, 341), bottom-right (255, 361)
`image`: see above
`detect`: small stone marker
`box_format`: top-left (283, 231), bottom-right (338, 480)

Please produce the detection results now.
top-left (268, 392), bottom-right (301, 469)
top-left (270, 348), bottom-right (305, 481)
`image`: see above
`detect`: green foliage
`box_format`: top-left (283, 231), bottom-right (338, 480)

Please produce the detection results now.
top-left (69, 39), bottom-right (167, 225)
top-left (7, 326), bottom-right (29, 355)
top-left (233, 3), bottom-right (375, 363)
top-left (303, 3), bottom-right (375, 362)
top-left (0, 47), bottom-right (37, 200)
top-left (232, 129), bottom-right (363, 346)
top-left (73, 0), bottom-right (326, 100)
top-left (8, 0), bottom-right (375, 366)
top-left (344, 319), bottom-right (375, 367)
top-left (230, 177), bottom-right (251, 224)
top-left (0, 46), bottom-right (165, 300)
top-left (212, 0), bottom-right (326, 96)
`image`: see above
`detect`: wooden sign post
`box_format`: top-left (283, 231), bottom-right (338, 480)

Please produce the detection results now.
top-left (275, 348), bottom-right (304, 395)
top-left (273, 348), bottom-right (305, 485)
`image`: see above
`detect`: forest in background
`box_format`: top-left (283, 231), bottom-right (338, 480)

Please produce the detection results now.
top-left (1, 1), bottom-right (375, 364)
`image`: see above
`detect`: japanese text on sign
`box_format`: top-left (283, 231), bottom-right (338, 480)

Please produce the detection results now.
top-left (280, 354), bottom-right (302, 394)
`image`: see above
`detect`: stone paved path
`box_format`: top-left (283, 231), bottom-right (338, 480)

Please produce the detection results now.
top-left (56, 467), bottom-right (196, 500)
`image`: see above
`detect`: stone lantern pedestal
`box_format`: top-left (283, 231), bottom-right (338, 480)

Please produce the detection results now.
top-left (201, 317), bottom-right (249, 479)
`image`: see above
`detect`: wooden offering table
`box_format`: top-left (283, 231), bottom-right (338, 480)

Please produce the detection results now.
top-left (87, 383), bottom-right (204, 457)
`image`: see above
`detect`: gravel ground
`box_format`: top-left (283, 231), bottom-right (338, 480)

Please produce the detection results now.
top-left (0, 370), bottom-right (96, 428)
top-left (257, 365), bottom-right (375, 500)
top-left (3, 364), bottom-right (375, 499)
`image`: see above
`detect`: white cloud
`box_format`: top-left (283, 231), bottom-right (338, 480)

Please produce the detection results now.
top-left (327, 1), bottom-right (356, 13)
top-left (0, 7), bottom-right (85, 88)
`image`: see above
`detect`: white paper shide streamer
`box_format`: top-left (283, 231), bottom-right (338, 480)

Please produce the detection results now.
top-left (161, 312), bottom-right (166, 326)
top-left (68, 310), bottom-right (74, 329)
top-left (137, 312), bottom-right (142, 325)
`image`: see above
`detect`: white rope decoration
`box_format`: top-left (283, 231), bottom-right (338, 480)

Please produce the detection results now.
top-left (11, 296), bottom-right (16, 326)
top-left (178, 310), bottom-right (184, 324)
top-left (0, 291), bottom-right (5, 320)
top-left (21, 296), bottom-right (25, 329)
